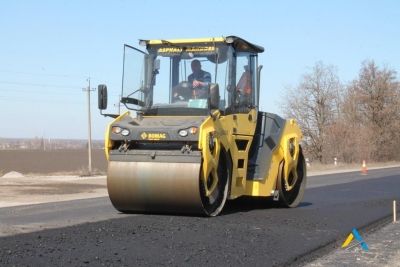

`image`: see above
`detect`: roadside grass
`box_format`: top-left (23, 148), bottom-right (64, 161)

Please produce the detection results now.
top-left (307, 161), bottom-right (400, 175)
top-left (78, 166), bottom-right (105, 177)
top-left (3, 161), bottom-right (399, 178)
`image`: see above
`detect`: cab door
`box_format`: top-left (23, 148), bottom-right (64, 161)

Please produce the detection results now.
top-left (121, 44), bottom-right (149, 109)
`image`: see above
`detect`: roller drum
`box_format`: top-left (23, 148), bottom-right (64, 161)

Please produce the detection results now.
top-left (107, 161), bottom-right (206, 215)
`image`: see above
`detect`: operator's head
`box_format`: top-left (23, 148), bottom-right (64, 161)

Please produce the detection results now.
top-left (191, 59), bottom-right (201, 74)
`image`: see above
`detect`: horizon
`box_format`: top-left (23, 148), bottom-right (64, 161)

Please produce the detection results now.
top-left (0, 137), bottom-right (105, 141)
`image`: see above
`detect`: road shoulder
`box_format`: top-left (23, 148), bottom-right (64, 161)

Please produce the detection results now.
top-left (0, 174), bottom-right (107, 208)
top-left (306, 221), bottom-right (400, 267)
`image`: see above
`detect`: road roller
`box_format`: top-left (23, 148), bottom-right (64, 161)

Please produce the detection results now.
top-left (97, 36), bottom-right (306, 216)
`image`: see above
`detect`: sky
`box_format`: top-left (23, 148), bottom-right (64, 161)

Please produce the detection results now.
top-left (1, 0), bottom-right (399, 140)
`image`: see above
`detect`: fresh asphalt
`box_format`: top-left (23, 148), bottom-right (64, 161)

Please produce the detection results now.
top-left (0, 167), bottom-right (399, 266)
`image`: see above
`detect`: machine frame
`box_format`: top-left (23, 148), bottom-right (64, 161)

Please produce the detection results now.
top-left (98, 36), bottom-right (306, 216)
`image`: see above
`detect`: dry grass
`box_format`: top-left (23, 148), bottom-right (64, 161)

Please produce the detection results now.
top-left (24, 170), bottom-right (106, 178)
top-left (307, 161), bottom-right (400, 175)
top-left (77, 166), bottom-right (105, 177)
top-left (2, 149), bottom-right (399, 178)
top-left (23, 167), bottom-right (106, 178)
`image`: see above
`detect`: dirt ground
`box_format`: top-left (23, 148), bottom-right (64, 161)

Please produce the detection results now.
top-left (0, 172), bottom-right (107, 208)
top-left (0, 149), bottom-right (107, 207)
top-left (0, 149), bottom-right (108, 175)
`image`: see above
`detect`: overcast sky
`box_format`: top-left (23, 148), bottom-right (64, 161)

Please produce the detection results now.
top-left (1, 0), bottom-right (399, 140)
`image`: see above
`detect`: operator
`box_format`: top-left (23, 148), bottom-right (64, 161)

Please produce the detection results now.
top-left (174, 59), bottom-right (211, 99)
top-left (236, 65), bottom-right (251, 95)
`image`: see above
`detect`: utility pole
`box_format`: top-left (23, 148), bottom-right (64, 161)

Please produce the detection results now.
top-left (114, 95), bottom-right (122, 115)
top-left (82, 77), bottom-right (96, 172)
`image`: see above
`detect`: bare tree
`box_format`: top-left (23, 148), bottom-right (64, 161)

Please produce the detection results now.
top-left (279, 61), bottom-right (343, 163)
top-left (343, 60), bottom-right (400, 162)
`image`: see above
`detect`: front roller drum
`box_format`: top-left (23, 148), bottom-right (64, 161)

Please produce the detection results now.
top-left (107, 160), bottom-right (229, 216)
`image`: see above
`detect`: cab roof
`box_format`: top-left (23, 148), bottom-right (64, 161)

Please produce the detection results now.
top-left (139, 36), bottom-right (264, 54)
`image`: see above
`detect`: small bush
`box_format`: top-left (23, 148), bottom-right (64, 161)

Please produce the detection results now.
top-left (78, 166), bottom-right (105, 177)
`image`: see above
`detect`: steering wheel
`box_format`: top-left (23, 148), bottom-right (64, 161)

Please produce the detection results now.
top-left (172, 81), bottom-right (193, 101)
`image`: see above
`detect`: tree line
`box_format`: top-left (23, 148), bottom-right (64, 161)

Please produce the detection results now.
top-left (279, 59), bottom-right (400, 164)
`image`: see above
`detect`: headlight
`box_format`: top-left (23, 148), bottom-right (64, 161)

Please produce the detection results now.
top-left (179, 127), bottom-right (198, 137)
top-left (121, 129), bottom-right (130, 136)
top-left (179, 130), bottom-right (188, 137)
top-left (226, 36), bottom-right (234, 43)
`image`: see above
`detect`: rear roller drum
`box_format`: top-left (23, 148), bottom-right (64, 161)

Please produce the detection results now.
top-left (277, 146), bottom-right (307, 208)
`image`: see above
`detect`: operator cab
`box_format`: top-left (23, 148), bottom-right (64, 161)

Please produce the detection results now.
top-left (98, 36), bottom-right (264, 117)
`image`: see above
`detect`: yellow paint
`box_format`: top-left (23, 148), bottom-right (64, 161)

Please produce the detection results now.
top-left (147, 37), bottom-right (226, 45)
top-left (198, 111), bottom-right (221, 196)
top-left (142, 116), bottom-right (204, 118)
top-left (236, 177), bottom-right (244, 187)
top-left (229, 134), bottom-right (253, 198)
top-left (157, 46), bottom-right (215, 54)
top-left (196, 108), bottom-right (303, 199)
top-left (342, 233), bottom-right (354, 248)
top-left (243, 117), bottom-right (302, 197)
top-left (104, 110), bottom-right (130, 161)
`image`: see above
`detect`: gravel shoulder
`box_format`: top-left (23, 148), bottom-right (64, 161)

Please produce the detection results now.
top-left (0, 172), bottom-right (107, 208)
top-left (306, 222), bottom-right (400, 267)
top-left (304, 165), bottom-right (400, 267)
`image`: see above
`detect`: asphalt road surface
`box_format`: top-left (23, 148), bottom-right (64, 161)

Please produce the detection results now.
top-left (0, 167), bottom-right (399, 266)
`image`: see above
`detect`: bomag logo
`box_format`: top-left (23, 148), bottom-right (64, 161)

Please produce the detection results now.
top-left (141, 132), bottom-right (167, 140)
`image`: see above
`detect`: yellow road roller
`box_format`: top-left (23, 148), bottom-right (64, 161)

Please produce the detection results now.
top-left (98, 36), bottom-right (306, 216)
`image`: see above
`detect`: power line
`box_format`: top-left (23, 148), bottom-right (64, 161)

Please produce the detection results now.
top-left (0, 69), bottom-right (87, 79)
top-left (0, 88), bottom-right (82, 96)
top-left (90, 77), bottom-right (121, 87)
top-left (0, 80), bottom-right (81, 89)
top-left (0, 87), bottom-right (120, 97)
top-left (0, 69), bottom-right (122, 87)
top-left (0, 95), bottom-right (87, 104)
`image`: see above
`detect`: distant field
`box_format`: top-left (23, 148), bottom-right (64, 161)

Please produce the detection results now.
top-left (0, 149), bottom-right (108, 175)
